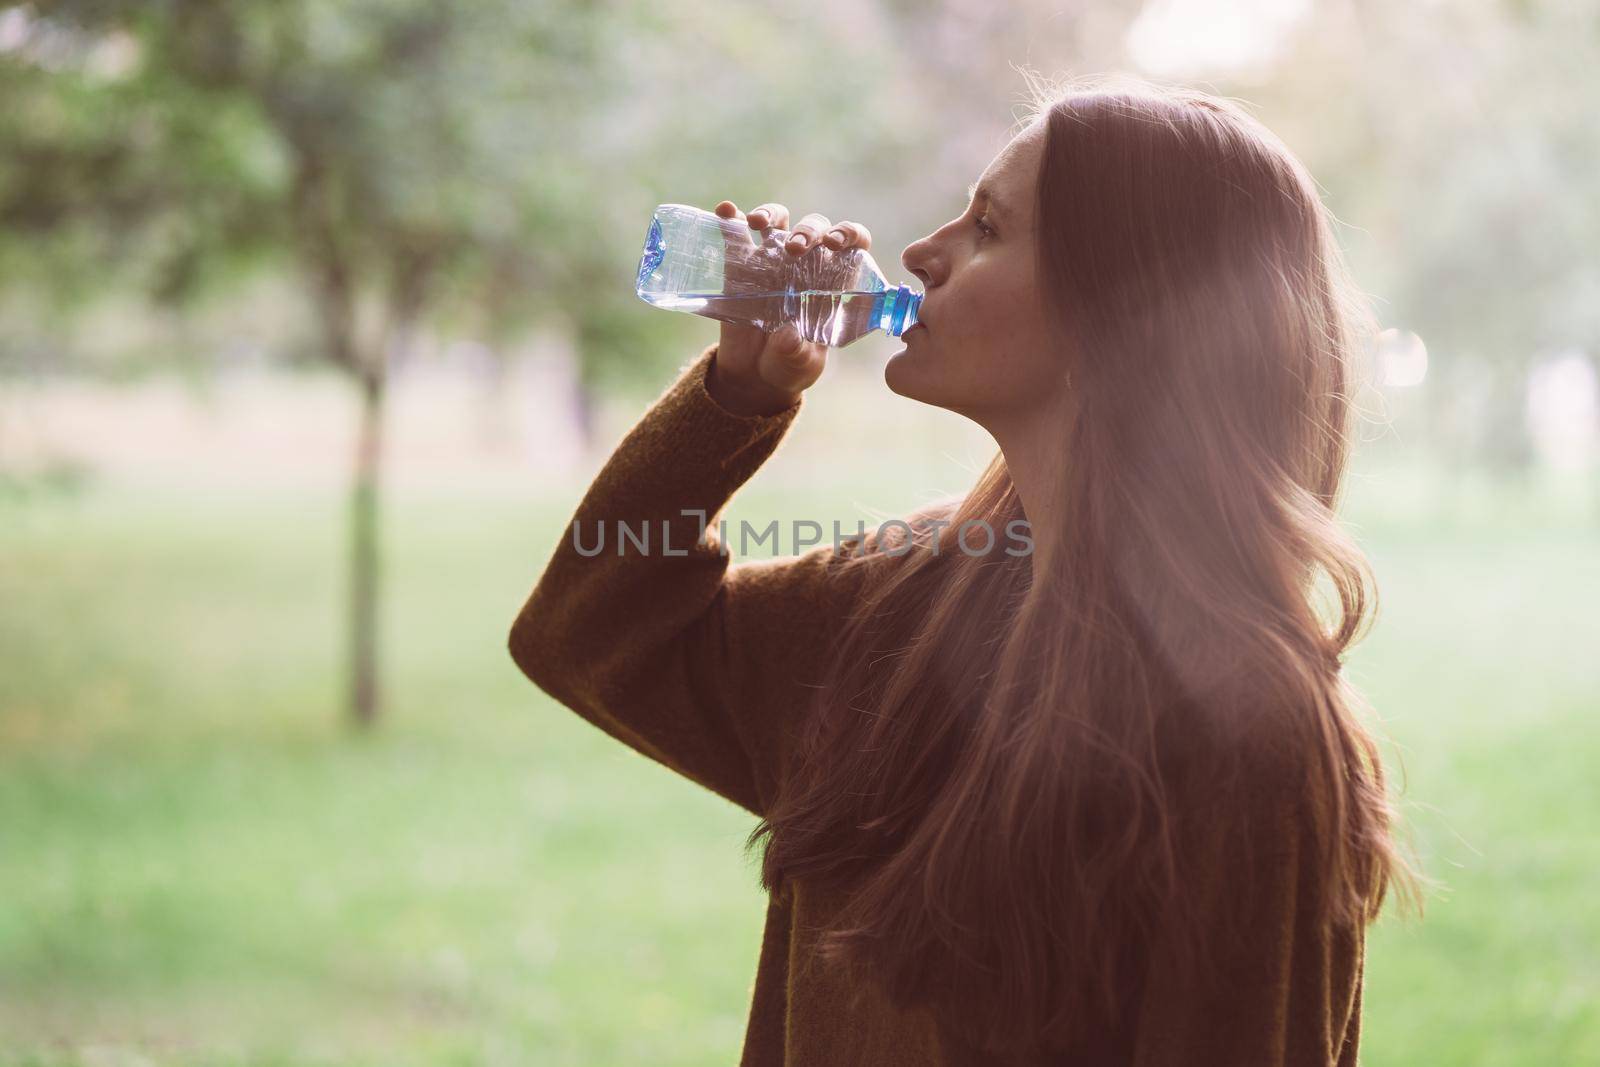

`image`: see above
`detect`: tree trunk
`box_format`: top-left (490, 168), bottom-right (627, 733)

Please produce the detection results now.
top-left (571, 368), bottom-right (599, 457)
top-left (348, 369), bottom-right (384, 729)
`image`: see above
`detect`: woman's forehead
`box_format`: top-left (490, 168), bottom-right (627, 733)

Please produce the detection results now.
top-left (973, 129), bottom-right (1042, 219)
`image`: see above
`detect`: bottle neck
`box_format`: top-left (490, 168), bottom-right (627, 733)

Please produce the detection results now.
top-left (874, 284), bottom-right (923, 337)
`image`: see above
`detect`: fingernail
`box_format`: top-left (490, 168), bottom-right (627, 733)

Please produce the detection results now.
top-left (827, 229), bottom-right (846, 244)
top-left (790, 233), bottom-right (808, 248)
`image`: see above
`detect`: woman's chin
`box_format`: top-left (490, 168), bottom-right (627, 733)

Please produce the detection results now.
top-left (885, 348), bottom-right (979, 417)
top-left (883, 347), bottom-right (926, 401)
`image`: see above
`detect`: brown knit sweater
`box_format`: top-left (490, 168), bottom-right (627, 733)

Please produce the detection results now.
top-left (507, 342), bottom-right (1367, 1066)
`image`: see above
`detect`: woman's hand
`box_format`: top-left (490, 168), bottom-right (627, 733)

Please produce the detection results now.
top-left (706, 200), bottom-right (873, 417)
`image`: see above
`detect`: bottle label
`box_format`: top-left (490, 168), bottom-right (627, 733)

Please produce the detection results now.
top-left (637, 216), bottom-right (666, 290)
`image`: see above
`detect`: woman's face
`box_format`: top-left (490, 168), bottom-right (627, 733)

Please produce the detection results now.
top-left (889, 120), bottom-right (1066, 426)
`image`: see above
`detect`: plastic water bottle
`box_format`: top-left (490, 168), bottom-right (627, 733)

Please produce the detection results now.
top-left (635, 203), bottom-right (922, 348)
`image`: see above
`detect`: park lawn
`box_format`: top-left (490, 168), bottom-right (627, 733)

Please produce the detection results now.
top-left (0, 471), bottom-right (1596, 1066)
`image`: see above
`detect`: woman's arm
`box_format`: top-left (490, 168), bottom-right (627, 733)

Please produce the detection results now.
top-left (507, 342), bottom-right (872, 818)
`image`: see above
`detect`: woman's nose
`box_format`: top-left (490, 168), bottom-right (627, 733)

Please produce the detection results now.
top-left (901, 240), bottom-right (936, 288)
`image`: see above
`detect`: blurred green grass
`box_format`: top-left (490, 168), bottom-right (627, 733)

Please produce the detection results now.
top-left (0, 466), bottom-right (1596, 1065)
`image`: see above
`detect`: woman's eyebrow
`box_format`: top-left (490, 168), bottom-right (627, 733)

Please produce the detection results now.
top-left (966, 180), bottom-right (1010, 219)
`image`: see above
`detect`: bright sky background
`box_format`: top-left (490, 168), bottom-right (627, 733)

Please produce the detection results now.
top-left (1127, 0), bottom-right (1313, 76)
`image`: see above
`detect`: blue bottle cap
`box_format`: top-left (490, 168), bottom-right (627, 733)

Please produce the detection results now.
top-left (875, 285), bottom-right (923, 337)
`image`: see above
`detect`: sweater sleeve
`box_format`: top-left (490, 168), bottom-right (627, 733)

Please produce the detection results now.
top-left (507, 342), bottom-right (871, 819)
top-left (1130, 798), bottom-right (1368, 1067)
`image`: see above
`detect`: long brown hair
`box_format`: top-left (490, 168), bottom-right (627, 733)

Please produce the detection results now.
top-left (746, 74), bottom-right (1422, 1056)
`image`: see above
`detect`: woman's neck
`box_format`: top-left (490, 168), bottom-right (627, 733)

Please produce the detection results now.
top-left (988, 402), bottom-right (1071, 581)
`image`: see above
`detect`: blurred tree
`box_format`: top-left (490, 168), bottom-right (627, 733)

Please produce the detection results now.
top-left (1252, 0), bottom-right (1600, 476)
top-left (2, 0), bottom-right (607, 727)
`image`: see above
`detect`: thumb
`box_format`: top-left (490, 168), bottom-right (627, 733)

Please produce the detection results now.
top-left (763, 321), bottom-right (823, 392)
top-left (767, 322), bottom-right (809, 367)
top-left (774, 321), bottom-right (804, 353)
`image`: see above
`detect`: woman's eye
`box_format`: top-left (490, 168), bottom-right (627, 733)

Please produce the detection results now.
top-left (973, 215), bottom-right (995, 239)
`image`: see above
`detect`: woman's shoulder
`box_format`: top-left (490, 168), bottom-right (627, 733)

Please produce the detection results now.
top-left (839, 495), bottom-right (967, 560)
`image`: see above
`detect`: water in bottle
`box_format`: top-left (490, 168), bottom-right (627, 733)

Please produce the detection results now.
top-left (635, 203), bottom-right (922, 348)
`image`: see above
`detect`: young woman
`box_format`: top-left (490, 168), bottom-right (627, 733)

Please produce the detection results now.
top-left (510, 77), bottom-right (1419, 1066)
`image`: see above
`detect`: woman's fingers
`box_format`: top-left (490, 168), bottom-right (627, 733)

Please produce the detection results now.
top-left (721, 200), bottom-right (870, 254)
top-left (746, 202), bottom-right (790, 235)
top-left (713, 200), bottom-right (757, 263)
top-left (785, 212), bottom-right (833, 255)
top-left (822, 220), bottom-right (872, 251)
